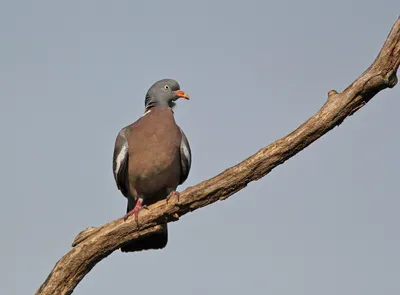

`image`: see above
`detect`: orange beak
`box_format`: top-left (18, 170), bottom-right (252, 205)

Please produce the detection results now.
top-left (174, 90), bottom-right (190, 100)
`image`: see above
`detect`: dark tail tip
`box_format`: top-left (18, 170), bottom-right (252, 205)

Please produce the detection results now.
top-left (121, 224), bottom-right (168, 253)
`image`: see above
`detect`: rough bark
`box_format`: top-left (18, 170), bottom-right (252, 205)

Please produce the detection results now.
top-left (36, 18), bottom-right (400, 295)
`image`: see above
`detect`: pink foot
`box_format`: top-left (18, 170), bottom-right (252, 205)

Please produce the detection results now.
top-left (123, 199), bottom-right (148, 223)
top-left (166, 190), bottom-right (180, 204)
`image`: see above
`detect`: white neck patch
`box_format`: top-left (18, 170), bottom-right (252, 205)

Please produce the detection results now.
top-left (141, 109), bottom-right (151, 117)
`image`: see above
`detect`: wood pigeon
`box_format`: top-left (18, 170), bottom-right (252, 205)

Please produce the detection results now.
top-left (112, 79), bottom-right (191, 252)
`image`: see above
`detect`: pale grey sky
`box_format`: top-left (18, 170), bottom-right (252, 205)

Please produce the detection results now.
top-left (3, 1), bottom-right (400, 294)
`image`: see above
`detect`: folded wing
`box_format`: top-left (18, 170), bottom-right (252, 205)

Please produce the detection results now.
top-left (112, 127), bottom-right (129, 198)
top-left (179, 128), bottom-right (191, 185)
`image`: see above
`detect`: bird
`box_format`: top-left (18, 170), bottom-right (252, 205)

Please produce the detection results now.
top-left (112, 79), bottom-right (191, 252)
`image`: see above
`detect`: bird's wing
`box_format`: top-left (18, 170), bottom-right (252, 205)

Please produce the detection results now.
top-left (179, 128), bottom-right (191, 185)
top-left (113, 127), bottom-right (129, 197)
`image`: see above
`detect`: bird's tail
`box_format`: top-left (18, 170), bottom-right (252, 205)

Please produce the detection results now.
top-left (120, 200), bottom-right (168, 253)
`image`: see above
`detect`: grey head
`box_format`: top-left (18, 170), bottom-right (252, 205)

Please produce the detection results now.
top-left (144, 79), bottom-right (189, 111)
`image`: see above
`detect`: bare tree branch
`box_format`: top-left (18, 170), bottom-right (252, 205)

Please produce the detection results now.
top-left (36, 17), bottom-right (400, 295)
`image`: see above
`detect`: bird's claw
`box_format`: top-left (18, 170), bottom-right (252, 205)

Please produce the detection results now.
top-left (166, 190), bottom-right (180, 204)
top-left (123, 200), bottom-right (147, 223)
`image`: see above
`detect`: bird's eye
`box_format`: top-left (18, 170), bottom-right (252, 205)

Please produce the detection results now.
top-left (164, 85), bottom-right (170, 90)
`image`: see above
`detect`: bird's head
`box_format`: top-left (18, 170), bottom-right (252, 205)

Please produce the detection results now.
top-left (145, 79), bottom-right (189, 111)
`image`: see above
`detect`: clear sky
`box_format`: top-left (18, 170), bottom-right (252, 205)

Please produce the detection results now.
top-left (3, 1), bottom-right (400, 294)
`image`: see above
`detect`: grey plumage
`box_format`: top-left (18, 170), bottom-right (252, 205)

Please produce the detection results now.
top-left (112, 79), bottom-right (191, 252)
